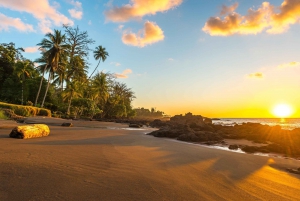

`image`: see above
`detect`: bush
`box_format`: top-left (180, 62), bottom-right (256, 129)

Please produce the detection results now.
top-left (0, 102), bottom-right (51, 117)
top-left (0, 110), bottom-right (8, 120)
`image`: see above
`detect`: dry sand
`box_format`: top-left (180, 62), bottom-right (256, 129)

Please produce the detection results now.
top-left (1, 117), bottom-right (300, 201)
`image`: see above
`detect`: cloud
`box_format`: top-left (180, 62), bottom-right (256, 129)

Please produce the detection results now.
top-left (168, 58), bottom-right (174, 61)
top-left (67, 0), bottom-right (83, 20)
top-left (220, 2), bottom-right (239, 15)
top-left (248, 72), bottom-right (264, 78)
top-left (0, 13), bottom-right (34, 32)
top-left (115, 69), bottom-right (132, 78)
top-left (278, 61), bottom-right (300, 68)
top-left (0, 0), bottom-right (73, 33)
top-left (110, 62), bottom-right (121, 66)
top-left (68, 9), bottom-right (83, 19)
top-left (104, 0), bottom-right (183, 22)
top-left (122, 21), bottom-right (164, 47)
top-left (203, 0), bottom-right (300, 36)
top-left (24, 46), bottom-right (40, 53)
top-left (88, 20), bottom-right (92, 25)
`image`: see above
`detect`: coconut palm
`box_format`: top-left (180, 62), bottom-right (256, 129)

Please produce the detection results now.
top-left (62, 80), bottom-right (83, 115)
top-left (37, 30), bottom-right (69, 107)
top-left (89, 46), bottom-right (109, 79)
top-left (14, 60), bottom-right (35, 105)
top-left (90, 72), bottom-right (111, 117)
top-left (67, 55), bottom-right (88, 83)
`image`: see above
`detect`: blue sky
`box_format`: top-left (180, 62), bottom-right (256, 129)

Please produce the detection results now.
top-left (1, 0), bottom-right (300, 117)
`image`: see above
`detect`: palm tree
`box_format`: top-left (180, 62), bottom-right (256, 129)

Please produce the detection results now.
top-left (89, 45), bottom-right (109, 79)
top-left (67, 55), bottom-right (88, 83)
top-left (90, 72), bottom-right (110, 117)
top-left (62, 80), bottom-right (83, 115)
top-left (14, 60), bottom-right (35, 105)
top-left (36, 30), bottom-right (69, 108)
top-left (34, 54), bottom-right (50, 106)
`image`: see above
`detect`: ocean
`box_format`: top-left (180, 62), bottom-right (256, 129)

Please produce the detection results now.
top-left (212, 118), bottom-right (300, 130)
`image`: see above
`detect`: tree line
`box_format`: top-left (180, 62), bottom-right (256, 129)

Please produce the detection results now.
top-left (0, 25), bottom-right (136, 119)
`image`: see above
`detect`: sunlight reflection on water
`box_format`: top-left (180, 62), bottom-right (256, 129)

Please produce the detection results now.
top-left (213, 118), bottom-right (300, 130)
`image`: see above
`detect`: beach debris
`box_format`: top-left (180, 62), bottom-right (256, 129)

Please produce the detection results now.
top-left (9, 124), bottom-right (50, 139)
top-left (62, 122), bottom-right (73, 127)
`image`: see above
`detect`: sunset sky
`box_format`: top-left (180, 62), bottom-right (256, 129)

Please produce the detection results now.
top-left (1, 0), bottom-right (300, 118)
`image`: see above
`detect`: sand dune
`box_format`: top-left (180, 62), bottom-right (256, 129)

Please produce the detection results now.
top-left (0, 118), bottom-right (300, 200)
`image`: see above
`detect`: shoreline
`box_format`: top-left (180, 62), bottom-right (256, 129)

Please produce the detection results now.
top-left (1, 118), bottom-right (300, 200)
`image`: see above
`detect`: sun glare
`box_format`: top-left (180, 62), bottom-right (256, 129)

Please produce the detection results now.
top-left (272, 104), bottom-right (293, 118)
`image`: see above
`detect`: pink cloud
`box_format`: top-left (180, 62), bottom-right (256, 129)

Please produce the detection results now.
top-left (0, 0), bottom-right (73, 33)
top-left (24, 46), bottom-right (40, 53)
top-left (105, 0), bottom-right (182, 22)
top-left (0, 13), bottom-right (34, 32)
top-left (122, 21), bottom-right (164, 47)
top-left (67, 0), bottom-right (83, 20)
top-left (203, 0), bottom-right (300, 36)
top-left (115, 69), bottom-right (132, 78)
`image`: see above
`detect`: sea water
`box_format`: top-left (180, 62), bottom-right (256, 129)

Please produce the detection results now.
top-left (212, 118), bottom-right (300, 130)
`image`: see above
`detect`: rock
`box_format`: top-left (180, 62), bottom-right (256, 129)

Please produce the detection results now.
top-left (9, 124), bottom-right (50, 139)
top-left (149, 119), bottom-right (167, 128)
top-left (129, 123), bottom-right (142, 128)
top-left (203, 118), bottom-right (212, 124)
top-left (228, 144), bottom-right (239, 150)
top-left (170, 112), bottom-right (206, 127)
top-left (286, 168), bottom-right (300, 175)
top-left (62, 122), bottom-right (73, 127)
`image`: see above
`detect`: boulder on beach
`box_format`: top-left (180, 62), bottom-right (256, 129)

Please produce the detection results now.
top-left (62, 122), bottom-right (73, 127)
top-left (129, 123), bottom-right (142, 128)
top-left (9, 124), bottom-right (50, 139)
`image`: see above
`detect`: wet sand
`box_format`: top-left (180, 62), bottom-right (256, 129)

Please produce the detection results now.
top-left (1, 118), bottom-right (300, 200)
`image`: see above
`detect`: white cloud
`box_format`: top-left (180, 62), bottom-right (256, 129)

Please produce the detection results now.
top-left (68, 9), bottom-right (83, 19)
top-left (115, 69), bottom-right (132, 78)
top-left (0, 0), bottom-right (74, 33)
top-left (110, 62), bottom-right (121, 66)
top-left (67, 0), bottom-right (83, 20)
top-left (168, 58), bottom-right (174, 61)
top-left (88, 20), bottom-right (92, 25)
top-left (0, 12), bottom-right (34, 32)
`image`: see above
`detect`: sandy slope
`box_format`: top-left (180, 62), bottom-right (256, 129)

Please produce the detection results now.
top-left (0, 119), bottom-right (300, 200)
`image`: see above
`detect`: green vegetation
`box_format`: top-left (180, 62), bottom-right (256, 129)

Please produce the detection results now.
top-left (0, 25), bottom-right (136, 119)
top-left (0, 110), bottom-right (8, 120)
top-left (0, 102), bottom-right (51, 117)
top-left (134, 107), bottom-right (164, 118)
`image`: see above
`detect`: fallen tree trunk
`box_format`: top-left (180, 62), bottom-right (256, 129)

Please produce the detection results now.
top-left (9, 124), bottom-right (50, 139)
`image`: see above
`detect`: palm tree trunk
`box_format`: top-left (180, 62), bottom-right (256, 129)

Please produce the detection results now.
top-left (67, 95), bottom-right (73, 115)
top-left (41, 72), bottom-right (52, 108)
top-left (34, 68), bottom-right (46, 106)
top-left (89, 60), bottom-right (100, 79)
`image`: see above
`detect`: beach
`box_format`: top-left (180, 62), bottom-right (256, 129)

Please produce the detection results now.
top-left (1, 118), bottom-right (300, 201)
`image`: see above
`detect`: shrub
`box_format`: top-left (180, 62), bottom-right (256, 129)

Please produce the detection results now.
top-left (0, 102), bottom-right (51, 117)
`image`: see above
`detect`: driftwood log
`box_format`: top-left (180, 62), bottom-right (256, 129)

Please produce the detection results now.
top-left (9, 124), bottom-right (50, 139)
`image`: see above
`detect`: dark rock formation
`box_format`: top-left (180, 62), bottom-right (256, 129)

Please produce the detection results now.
top-left (147, 113), bottom-right (300, 158)
top-left (129, 123), bottom-right (142, 128)
top-left (62, 122), bottom-right (73, 127)
top-left (228, 144), bottom-right (239, 150)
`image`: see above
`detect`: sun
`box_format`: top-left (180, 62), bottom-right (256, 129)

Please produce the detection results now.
top-left (272, 104), bottom-right (293, 118)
